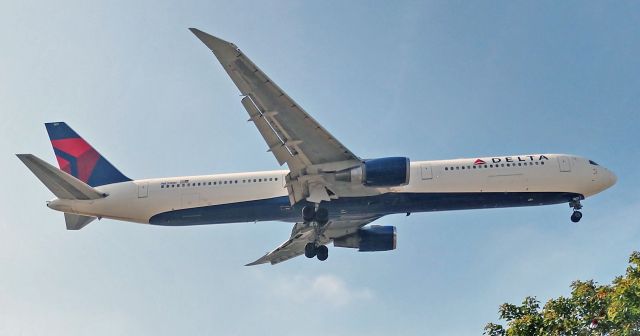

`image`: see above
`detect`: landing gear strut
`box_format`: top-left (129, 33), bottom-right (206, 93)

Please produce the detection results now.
top-left (302, 205), bottom-right (328, 225)
top-left (569, 197), bottom-right (583, 223)
top-left (301, 205), bottom-right (330, 261)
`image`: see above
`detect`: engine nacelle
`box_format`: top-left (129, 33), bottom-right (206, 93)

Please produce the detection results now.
top-left (335, 157), bottom-right (410, 187)
top-left (333, 225), bottom-right (397, 252)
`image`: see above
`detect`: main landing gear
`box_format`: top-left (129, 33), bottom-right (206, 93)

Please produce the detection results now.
top-left (305, 243), bottom-right (328, 261)
top-left (302, 205), bottom-right (330, 261)
top-left (569, 197), bottom-right (583, 223)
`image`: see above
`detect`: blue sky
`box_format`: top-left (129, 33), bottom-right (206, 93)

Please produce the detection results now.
top-left (1, 1), bottom-right (639, 335)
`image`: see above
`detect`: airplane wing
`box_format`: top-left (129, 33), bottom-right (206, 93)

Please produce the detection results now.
top-left (246, 216), bottom-right (380, 266)
top-left (190, 29), bottom-right (370, 204)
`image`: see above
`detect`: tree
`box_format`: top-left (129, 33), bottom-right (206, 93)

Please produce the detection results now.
top-left (484, 251), bottom-right (640, 336)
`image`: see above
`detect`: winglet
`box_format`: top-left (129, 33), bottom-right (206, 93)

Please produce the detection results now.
top-left (188, 28), bottom-right (240, 61)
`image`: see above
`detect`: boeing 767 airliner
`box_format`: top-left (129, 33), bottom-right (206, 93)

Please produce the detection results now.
top-left (17, 29), bottom-right (617, 265)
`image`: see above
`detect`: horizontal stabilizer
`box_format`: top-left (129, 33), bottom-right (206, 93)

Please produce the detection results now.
top-left (16, 154), bottom-right (105, 200)
top-left (64, 213), bottom-right (96, 230)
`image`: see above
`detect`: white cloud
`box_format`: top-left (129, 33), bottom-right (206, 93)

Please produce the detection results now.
top-left (269, 273), bottom-right (373, 307)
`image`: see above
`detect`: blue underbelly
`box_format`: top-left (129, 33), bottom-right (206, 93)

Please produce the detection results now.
top-left (148, 191), bottom-right (582, 226)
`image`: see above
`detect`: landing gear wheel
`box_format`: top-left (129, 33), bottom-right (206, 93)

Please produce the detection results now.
top-left (571, 211), bottom-right (583, 223)
top-left (304, 242), bottom-right (317, 258)
top-left (315, 207), bottom-right (329, 225)
top-left (302, 206), bottom-right (316, 223)
top-left (316, 245), bottom-right (329, 261)
top-left (569, 197), bottom-right (584, 223)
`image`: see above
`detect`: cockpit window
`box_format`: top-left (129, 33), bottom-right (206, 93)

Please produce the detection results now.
top-left (589, 160), bottom-right (599, 166)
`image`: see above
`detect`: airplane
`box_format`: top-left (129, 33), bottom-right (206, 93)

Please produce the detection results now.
top-left (16, 28), bottom-right (617, 265)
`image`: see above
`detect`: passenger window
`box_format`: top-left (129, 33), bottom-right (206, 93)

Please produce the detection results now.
top-left (445, 167), bottom-right (448, 171)
top-left (275, 178), bottom-right (278, 181)
top-left (501, 164), bottom-right (505, 167)
top-left (541, 161), bottom-right (545, 165)
top-left (535, 162), bottom-right (539, 165)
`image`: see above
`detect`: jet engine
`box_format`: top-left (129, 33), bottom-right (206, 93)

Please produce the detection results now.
top-left (335, 157), bottom-right (410, 187)
top-left (333, 225), bottom-right (397, 252)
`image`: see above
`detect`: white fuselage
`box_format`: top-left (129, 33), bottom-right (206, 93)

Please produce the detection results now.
top-left (47, 154), bottom-right (616, 225)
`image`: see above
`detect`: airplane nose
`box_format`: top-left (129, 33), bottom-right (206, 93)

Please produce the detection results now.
top-left (609, 170), bottom-right (617, 187)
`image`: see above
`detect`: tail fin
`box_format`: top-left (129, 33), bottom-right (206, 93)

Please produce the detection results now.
top-left (45, 122), bottom-right (131, 187)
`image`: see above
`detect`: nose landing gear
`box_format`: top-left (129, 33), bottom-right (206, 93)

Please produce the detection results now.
top-left (569, 197), bottom-right (583, 223)
top-left (571, 211), bottom-right (583, 223)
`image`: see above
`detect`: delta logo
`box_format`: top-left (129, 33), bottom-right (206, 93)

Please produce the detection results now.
top-left (473, 155), bottom-right (550, 165)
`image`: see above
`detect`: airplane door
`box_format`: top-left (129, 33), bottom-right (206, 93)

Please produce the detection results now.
top-left (138, 183), bottom-right (149, 198)
top-left (558, 156), bottom-right (571, 172)
top-left (421, 164), bottom-right (433, 180)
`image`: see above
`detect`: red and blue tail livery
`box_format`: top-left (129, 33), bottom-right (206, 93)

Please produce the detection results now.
top-left (45, 122), bottom-right (130, 187)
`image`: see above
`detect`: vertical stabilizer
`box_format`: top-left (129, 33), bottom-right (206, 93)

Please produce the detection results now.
top-left (45, 122), bottom-right (131, 187)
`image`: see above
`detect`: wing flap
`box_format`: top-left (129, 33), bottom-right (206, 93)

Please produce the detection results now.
top-left (241, 96), bottom-right (291, 166)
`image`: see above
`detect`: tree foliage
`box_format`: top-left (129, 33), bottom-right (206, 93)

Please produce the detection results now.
top-left (485, 251), bottom-right (640, 336)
